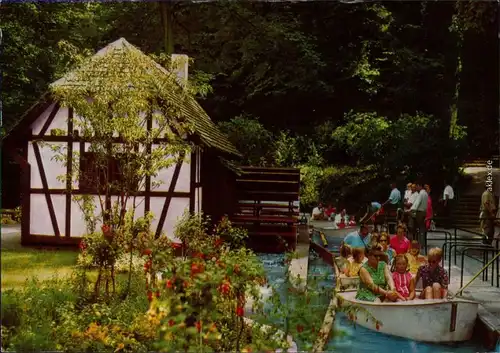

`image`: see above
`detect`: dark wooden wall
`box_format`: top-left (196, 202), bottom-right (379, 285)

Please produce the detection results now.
top-left (200, 151), bottom-right (237, 224)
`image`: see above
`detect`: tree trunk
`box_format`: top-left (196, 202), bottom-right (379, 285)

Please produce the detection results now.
top-left (159, 1), bottom-right (175, 55)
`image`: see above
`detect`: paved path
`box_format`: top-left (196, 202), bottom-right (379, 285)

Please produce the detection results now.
top-left (1, 224), bottom-right (22, 249)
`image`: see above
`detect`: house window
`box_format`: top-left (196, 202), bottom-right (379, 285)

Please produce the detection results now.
top-left (79, 152), bottom-right (138, 193)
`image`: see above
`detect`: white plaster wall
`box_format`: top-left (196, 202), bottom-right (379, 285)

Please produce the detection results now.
top-left (150, 146), bottom-right (190, 192)
top-left (70, 196), bottom-right (101, 236)
top-left (28, 142), bottom-right (66, 189)
top-left (195, 186), bottom-right (202, 214)
top-left (149, 196), bottom-right (189, 241)
top-left (47, 106), bottom-right (69, 133)
top-left (30, 194), bottom-right (66, 235)
top-left (110, 196), bottom-right (146, 220)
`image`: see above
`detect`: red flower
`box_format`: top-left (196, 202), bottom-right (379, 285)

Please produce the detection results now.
top-left (219, 281), bottom-right (231, 295)
top-left (183, 280), bottom-right (190, 288)
top-left (296, 325), bottom-right (304, 333)
top-left (142, 249), bottom-right (152, 256)
top-left (78, 241), bottom-right (86, 251)
top-left (236, 306), bottom-right (244, 317)
top-left (168, 319), bottom-right (175, 327)
top-left (193, 252), bottom-right (205, 259)
top-left (171, 242), bottom-right (182, 249)
top-left (191, 262), bottom-right (204, 276)
top-left (147, 290), bottom-right (153, 302)
top-left (165, 279), bottom-right (174, 289)
top-left (155, 290), bottom-right (160, 298)
top-left (144, 260), bottom-right (151, 272)
top-left (101, 224), bottom-right (111, 234)
top-left (195, 320), bottom-right (202, 332)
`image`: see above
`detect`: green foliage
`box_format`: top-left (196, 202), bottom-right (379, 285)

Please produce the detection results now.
top-left (218, 115), bottom-right (273, 166)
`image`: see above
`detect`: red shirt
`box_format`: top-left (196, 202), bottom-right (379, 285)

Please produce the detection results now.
top-left (390, 235), bottom-right (410, 255)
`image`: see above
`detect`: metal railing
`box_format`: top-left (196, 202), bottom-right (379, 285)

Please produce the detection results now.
top-left (459, 247), bottom-right (500, 290)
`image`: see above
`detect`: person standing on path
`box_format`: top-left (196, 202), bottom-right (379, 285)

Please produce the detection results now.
top-left (440, 181), bottom-right (454, 229)
top-left (410, 182), bottom-right (428, 245)
top-left (385, 183), bottom-right (402, 231)
top-left (480, 185), bottom-right (497, 245)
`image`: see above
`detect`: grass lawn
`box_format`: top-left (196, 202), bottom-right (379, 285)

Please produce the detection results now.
top-left (1, 248), bottom-right (79, 290)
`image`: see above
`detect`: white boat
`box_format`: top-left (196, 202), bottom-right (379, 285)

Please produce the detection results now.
top-left (338, 290), bottom-right (479, 343)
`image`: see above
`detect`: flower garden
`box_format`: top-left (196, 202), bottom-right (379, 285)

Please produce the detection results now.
top-left (1, 212), bottom-right (364, 352)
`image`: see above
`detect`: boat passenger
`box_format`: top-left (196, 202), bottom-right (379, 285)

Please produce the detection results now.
top-left (346, 248), bottom-right (364, 277)
top-left (335, 243), bottom-right (352, 274)
top-left (343, 224), bottom-right (372, 250)
top-left (415, 247), bottom-right (449, 299)
top-left (324, 204), bottom-right (336, 220)
top-left (378, 232), bottom-right (396, 265)
top-left (370, 231), bottom-right (380, 247)
top-left (389, 224), bottom-right (410, 255)
top-left (407, 240), bottom-right (427, 276)
top-left (312, 203), bottom-right (325, 220)
top-left (356, 246), bottom-right (405, 302)
top-left (391, 254), bottom-right (416, 300)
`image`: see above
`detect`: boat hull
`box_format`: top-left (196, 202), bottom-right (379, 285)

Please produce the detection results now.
top-left (337, 275), bottom-right (360, 291)
top-left (338, 291), bottom-right (479, 343)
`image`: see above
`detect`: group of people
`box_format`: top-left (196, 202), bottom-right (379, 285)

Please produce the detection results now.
top-left (337, 222), bottom-right (449, 302)
top-left (360, 181), bottom-right (456, 246)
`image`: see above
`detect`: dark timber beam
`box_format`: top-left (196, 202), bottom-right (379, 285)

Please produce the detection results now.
top-left (155, 154), bottom-right (185, 238)
top-left (189, 148), bottom-right (196, 213)
top-left (32, 142), bottom-right (61, 238)
top-left (144, 113), bottom-right (152, 215)
top-left (38, 102), bottom-right (60, 137)
top-left (65, 108), bottom-right (74, 238)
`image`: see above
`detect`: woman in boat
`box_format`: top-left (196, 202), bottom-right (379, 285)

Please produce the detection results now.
top-left (415, 247), bottom-right (449, 299)
top-left (378, 232), bottom-right (396, 265)
top-left (391, 254), bottom-right (416, 300)
top-left (356, 246), bottom-right (405, 302)
top-left (389, 224), bottom-right (410, 255)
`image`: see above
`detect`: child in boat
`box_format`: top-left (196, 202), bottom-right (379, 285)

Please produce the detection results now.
top-left (391, 254), bottom-right (416, 300)
top-left (335, 243), bottom-right (352, 274)
top-left (415, 247), bottom-right (449, 299)
top-left (407, 240), bottom-right (427, 276)
top-left (345, 248), bottom-right (365, 277)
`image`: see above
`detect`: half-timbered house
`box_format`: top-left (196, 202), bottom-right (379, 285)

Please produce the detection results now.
top-left (1, 38), bottom-right (241, 246)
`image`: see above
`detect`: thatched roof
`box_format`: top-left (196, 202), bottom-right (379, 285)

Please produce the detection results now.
top-left (3, 38), bottom-right (241, 157)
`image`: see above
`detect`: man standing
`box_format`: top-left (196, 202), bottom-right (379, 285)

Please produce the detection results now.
top-left (385, 183), bottom-right (402, 228)
top-left (404, 184), bottom-right (418, 227)
top-left (480, 185), bottom-right (497, 245)
top-left (404, 183), bottom-right (412, 204)
top-left (440, 181), bottom-right (455, 229)
top-left (410, 182), bottom-right (428, 244)
top-left (342, 224), bottom-right (372, 250)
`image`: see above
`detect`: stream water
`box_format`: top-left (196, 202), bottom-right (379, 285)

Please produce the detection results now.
top-left (256, 251), bottom-right (486, 353)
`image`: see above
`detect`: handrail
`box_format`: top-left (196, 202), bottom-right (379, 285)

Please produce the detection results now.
top-left (453, 227), bottom-right (490, 264)
top-left (442, 240), bottom-right (489, 275)
top-left (458, 248), bottom-right (500, 294)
